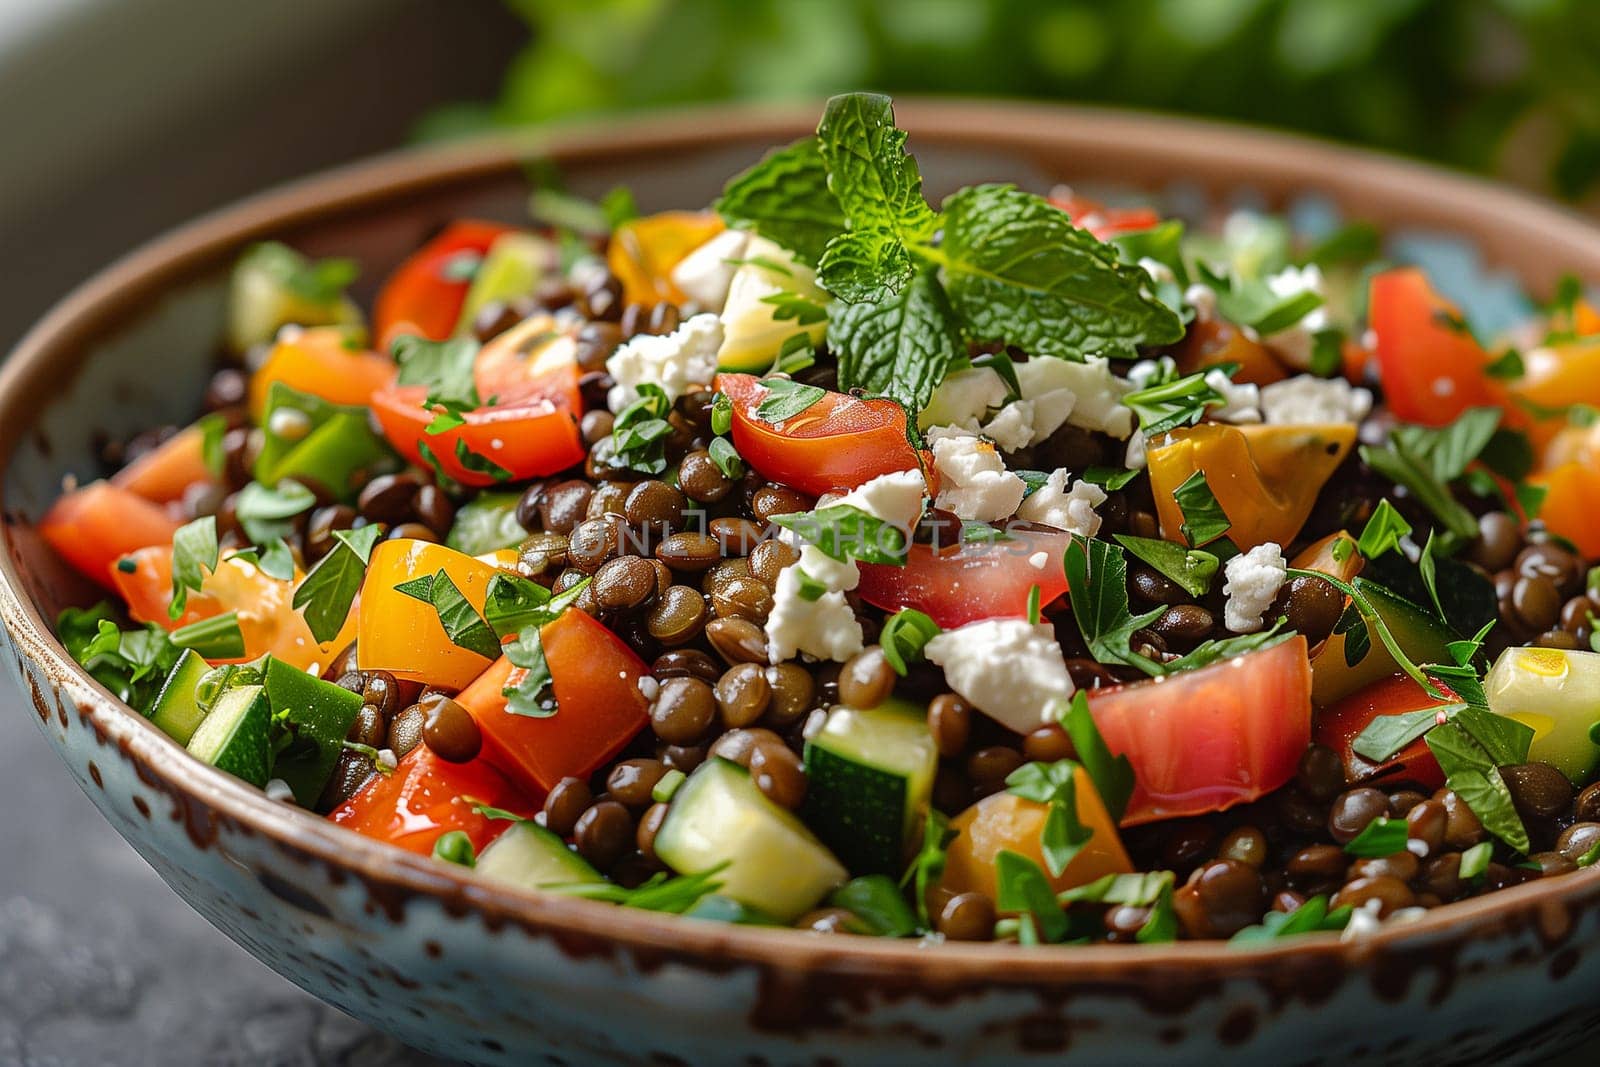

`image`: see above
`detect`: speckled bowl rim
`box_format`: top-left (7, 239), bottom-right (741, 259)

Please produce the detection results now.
top-left (4, 98), bottom-right (1599, 984)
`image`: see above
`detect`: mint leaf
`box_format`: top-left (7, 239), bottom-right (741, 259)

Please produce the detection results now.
top-left (994, 850), bottom-right (1068, 943)
top-left (1173, 470), bottom-right (1231, 547)
top-left (502, 626), bottom-right (556, 718)
top-left (482, 572), bottom-right (553, 638)
top-left (429, 570), bottom-right (502, 660)
top-left (292, 525), bottom-right (381, 644)
top-left (1057, 692), bottom-right (1135, 824)
top-left (769, 504), bottom-right (908, 565)
top-left (828, 267), bottom-right (963, 415)
top-left (815, 93), bottom-right (938, 303)
top-left (1064, 537), bottom-right (1164, 676)
top-left (233, 479), bottom-right (316, 544)
top-left (753, 378), bottom-right (825, 423)
top-left (1425, 720), bottom-right (1530, 853)
top-left (238, 241), bottom-right (357, 305)
top-left (939, 184), bottom-right (1183, 360)
top-left (169, 516), bottom-right (219, 619)
top-left (392, 334), bottom-right (481, 413)
top-left (714, 137), bottom-right (844, 266)
top-left (1112, 534), bottom-right (1219, 597)
top-left (1357, 499), bottom-right (1412, 560)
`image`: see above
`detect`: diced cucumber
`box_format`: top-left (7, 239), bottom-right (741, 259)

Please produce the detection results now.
top-left (453, 232), bottom-right (554, 336)
top-left (253, 382), bottom-right (392, 499)
top-left (802, 698), bottom-right (938, 875)
top-left (262, 657), bottom-right (363, 807)
top-left (716, 237), bottom-right (828, 372)
top-left (654, 758), bottom-right (846, 922)
top-left (445, 491), bottom-right (528, 556)
top-left (186, 684), bottom-right (272, 787)
top-left (147, 649), bottom-right (211, 745)
top-left (1486, 646), bottom-right (1600, 782)
top-left (1311, 578), bottom-right (1455, 707)
top-left (475, 821), bottom-right (603, 890)
top-left (227, 242), bottom-right (364, 353)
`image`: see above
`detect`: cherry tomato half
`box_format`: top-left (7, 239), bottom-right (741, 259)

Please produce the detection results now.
top-left (374, 220), bottom-right (512, 342)
top-left (856, 526), bottom-right (1073, 628)
top-left (1315, 673), bottom-right (1449, 792)
top-left (370, 383), bottom-right (584, 489)
top-left (716, 373), bottom-right (924, 496)
top-left (1369, 267), bottom-right (1497, 427)
top-left (329, 746), bottom-right (536, 857)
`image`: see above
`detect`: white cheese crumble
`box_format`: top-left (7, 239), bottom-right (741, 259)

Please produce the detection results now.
top-left (264, 778), bottom-right (296, 803)
top-left (765, 555), bottom-right (864, 665)
top-left (1184, 283), bottom-right (1218, 320)
top-left (1258, 264), bottom-right (1331, 369)
top-left (1222, 542), bottom-right (1287, 633)
top-left (1124, 429), bottom-right (1148, 470)
top-left (981, 399), bottom-right (1036, 453)
top-left (925, 619), bottom-right (1076, 734)
top-left (927, 428), bottom-right (1026, 521)
top-left (1259, 374), bottom-right (1374, 426)
top-left (1203, 367), bottom-right (1262, 424)
top-left (1015, 469), bottom-right (1107, 538)
top-left (833, 469), bottom-right (927, 532)
top-left (919, 367), bottom-right (1010, 430)
top-left (605, 312), bottom-right (724, 412)
top-left (1014, 356), bottom-right (1136, 438)
top-left (1028, 551), bottom-right (1049, 570)
top-left (668, 229), bottom-right (751, 311)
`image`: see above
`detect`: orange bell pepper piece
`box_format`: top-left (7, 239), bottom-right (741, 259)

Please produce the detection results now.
top-left (248, 327), bottom-right (396, 419)
top-left (940, 785), bottom-right (1132, 903)
top-left (40, 481), bottom-right (182, 588)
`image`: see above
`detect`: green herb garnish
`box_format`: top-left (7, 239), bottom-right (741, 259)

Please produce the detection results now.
top-left (292, 525), bottom-right (382, 644)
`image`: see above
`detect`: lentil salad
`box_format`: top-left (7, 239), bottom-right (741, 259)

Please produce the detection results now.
top-left (42, 93), bottom-right (1600, 945)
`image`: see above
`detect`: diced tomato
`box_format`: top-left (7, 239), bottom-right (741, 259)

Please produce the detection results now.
top-left (856, 526), bottom-right (1073, 628)
top-left (329, 746), bottom-right (536, 857)
top-left (374, 221), bottom-right (512, 342)
top-left (716, 373), bottom-right (925, 496)
top-left (456, 609), bottom-right (650, 797)
top-left (111, 544), bottom-right (354, 671)
top-left (369, 383), bottom-right (584, 488)
top-left (472, 314), bottom-right (584, 412)
top-left (1369, 267), bottom-right (1498, 427)
top-left (607, 211), bottom-right (725, 307)
top-left (110, 424), bottom-right (215, 505)
top-left (1315, 674), bottom-right (1448, 791)
top-left (40, 482), bottom-right (182, 588)
top-left (1087, 635), bottom-right (1313, 825)
top-left (1046, 191), bottom-right (1162, 242)
top-left (248, 327), bottom-right (395, 419)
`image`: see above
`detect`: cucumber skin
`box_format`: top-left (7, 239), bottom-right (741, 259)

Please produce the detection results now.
top-left (801, 743), bottom-right (907, 876)
top-left (264, 657), bottom-right (363, 807)
top-left (188, 687), bottom-right (272, 788)
top-left (475, 821), bottom-right (602, 890)
top-left (147, 649), bottom-right (211, 746)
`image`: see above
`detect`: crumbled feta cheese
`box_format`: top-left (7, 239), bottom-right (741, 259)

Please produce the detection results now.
top-left (1138, 256), bottom-right (1175, 286)
top-left (925, 619), bottom-right (1075, 734)
top-left (1259, 264), bottom-right (1331, 369)
top-left (669, 229), bottom-right (750, 311)
top-left (1340, 900), bottom-right (1428, 942)
top-left (264, 778), bottom-right (296, 803)
top-left (376, 748), bottom-right (399, 773)
top-left (1259, 374), bottom-right (1374, 426)
top-left (1204, 367), bottom-right (1262, 424)
top-left (919, 367), bottom-right (1009, 431)
top-left (1184, 283), bottom-right (1218, 320)
top-left (1125, 358), bottom-right (1168, 390)
top-left (1124, 429), bottom-right (1148, 469)
top-left (1014, 356), bottom-right (1135, 438)
top-left (833, 469), bottom-right (927, 532)
top-left (795, 543), bottom-right (859, 592)
top-left (1028, 551), bottom-right (1049, 570)
top-left (1222, 542), bottom-right (1287, 633)
top-left (637, 675), bottom-right (661, 701)
top-left (605, 312), bottom-right (724, 412)
top-left (980, 399), bottom-right (1035, 452)
top-left (1016, 469), bottom-right (1107, 537)
top-left (765, 560), bottom-right (864, 665)
top-left (927, 428), bottom-right (1026, 521)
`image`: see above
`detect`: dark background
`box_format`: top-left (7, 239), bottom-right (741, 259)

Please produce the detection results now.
top-left (3, 1), bottom-right (1598, 1063)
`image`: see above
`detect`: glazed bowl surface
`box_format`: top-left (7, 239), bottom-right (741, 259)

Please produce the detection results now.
top-left (3, 100), bottom-right (1600, 1066)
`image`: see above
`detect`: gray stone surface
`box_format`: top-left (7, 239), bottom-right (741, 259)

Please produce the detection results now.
top-left (0, 687), bottom-right (448, 1065)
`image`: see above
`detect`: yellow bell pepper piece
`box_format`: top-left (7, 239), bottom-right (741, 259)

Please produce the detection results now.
top-left (606, 211), bottom-right (725, 308)
top-left (1148, 423), bottom-right (1356, 551)
top-left (356, 539), bottom-right (503, 690)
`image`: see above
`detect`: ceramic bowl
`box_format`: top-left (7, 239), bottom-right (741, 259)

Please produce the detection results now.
top-left (4, 101), bottom-right (1599, 1066)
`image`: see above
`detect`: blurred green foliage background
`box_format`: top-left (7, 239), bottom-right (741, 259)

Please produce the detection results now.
top-left (423, 0), bottom-right (1600, 209)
